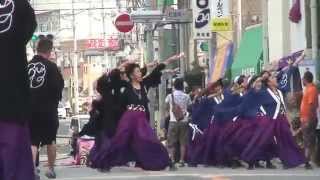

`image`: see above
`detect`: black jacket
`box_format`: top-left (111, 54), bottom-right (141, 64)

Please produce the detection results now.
top-left (28, 55), bottom-right (64, 112)
top-left (0, 0), bottom-right (37, 123)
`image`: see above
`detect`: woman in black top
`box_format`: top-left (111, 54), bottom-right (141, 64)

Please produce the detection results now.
top-left (89, 63), bottom-right (171, 171)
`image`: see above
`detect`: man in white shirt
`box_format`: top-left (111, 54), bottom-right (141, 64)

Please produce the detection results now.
top-left (165, 78), bottom-right (192, 169)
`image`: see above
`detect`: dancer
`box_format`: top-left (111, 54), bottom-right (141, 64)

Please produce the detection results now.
top-left (241, 73), bottom-right (308, 169)
top-left (187, 79), bottom-right (225, 167)
top-left (211, 75), bottom-right (249, 168)
top-left (0, 0), bottom-right (37, 179)
top-left (219, 75), bottom-right (276, 169)
top-left (89, 62), bottom-right (171, 171)
top-left (188, 79), bottom-right (229, 167)
top-left (215, 75), bottom-right (247, 168)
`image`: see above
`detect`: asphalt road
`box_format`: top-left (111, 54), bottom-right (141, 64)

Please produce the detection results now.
top-left (38, 166), bottom-right (320, 180)
top-left (39, 118), bottom-right (320, 180)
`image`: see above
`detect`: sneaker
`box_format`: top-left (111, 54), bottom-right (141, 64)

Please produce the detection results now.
top-left (247, 163), bottom-right (254, 170)
top-left (178, 161), bottom-right (186, 168)
top-left (305, 162), bottom-right (313, 170)
top-left (254, 162), bottom-right (264, 168)
top-left (45, 169), bottom-right (56, 179)
top-left (266, 162), bottom-right (277, 169)
top-left (169, 162), bottom-right (177, 171)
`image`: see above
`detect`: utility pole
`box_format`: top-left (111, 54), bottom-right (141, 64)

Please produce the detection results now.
top-left (237, 0), bottom-right (243, 48)
top-left (101, 0), bottom-right (108, 69)
top-left (310, 0), bottom-right (319, 81)
top-left (262, 0), bottom-right (269, 65)
top-left (72, 0), bottom-right (79, 114)
top-left (158, 25), bottom-right (166, 135)
top-left (178, 0), bottom-right (190, 76)
top-left (144, 0), bottom-right (156, 130)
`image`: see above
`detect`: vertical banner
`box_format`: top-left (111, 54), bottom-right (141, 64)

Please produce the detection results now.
top-left (211, 0), bottom-right (232, 32)
top-left (208, 0), bottom-right (232, 82)
top-left (212, 0), bottom-right (230, 18)
top-left (193, 0), bottom-right (212, 39)
top-left (208, 43), bottom-right (234, 83)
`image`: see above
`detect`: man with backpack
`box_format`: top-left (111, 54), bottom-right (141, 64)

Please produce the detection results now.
top-left (165, 78), bottom-right (192, 170)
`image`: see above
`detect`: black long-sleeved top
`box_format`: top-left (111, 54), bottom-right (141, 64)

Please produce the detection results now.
top-left (120, 63), bottom-right (166, 120)
top-left (80, 63), bottom-right (165, 138)
top-left (0, 0), bottom-right (37, 123)
top-left (28, 55), bottom-right (64, 112)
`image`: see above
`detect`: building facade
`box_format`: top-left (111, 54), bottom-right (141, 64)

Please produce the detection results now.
top-left (267, 0), bottom-right (319, 61)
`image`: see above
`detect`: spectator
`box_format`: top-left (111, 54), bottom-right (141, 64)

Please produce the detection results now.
top-left (28, 38), bottom-right (64, 179)
top-left (316, 94), bottom-right (320, 166)
top-left (0, 1), bottom-right (37, 179)
top-left (300, 71), bottom-right (318, 169)
top-left (165, 78), bottom-right (192, 169)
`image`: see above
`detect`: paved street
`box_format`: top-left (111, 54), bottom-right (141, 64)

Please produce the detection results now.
top-left (36, 119), bottom-right (320, 180)
top-left (38, 165), bottom-right (320, 180)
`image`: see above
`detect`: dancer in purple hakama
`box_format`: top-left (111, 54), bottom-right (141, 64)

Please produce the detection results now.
top-left (0, 0), bottom-right (37, 179)
top-left (212, 76), bottom-right (248, 167)
top-left (186, 80), bottom-right (225, 167)
top-left (241, 74), bottom-right (308, 169)
top-left (89, 63), bottom-right (171, 171)
top-left (217, 76), bottom-right (277, 169)
top-left (200, 80), bottom-right (228, 167)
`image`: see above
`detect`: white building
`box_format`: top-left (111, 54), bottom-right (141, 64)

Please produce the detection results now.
top-left (30, 0), bottom-right (134, 111)
top-left (267, 0), bottom-right (319, 62)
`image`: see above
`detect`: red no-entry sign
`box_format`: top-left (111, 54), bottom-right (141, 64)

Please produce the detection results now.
top-left (114, 13), bottom-right (134, 33)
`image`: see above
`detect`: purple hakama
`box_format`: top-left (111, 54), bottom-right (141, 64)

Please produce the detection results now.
top-left (89, 110), bottom-right (170, 171)
top-left (202, 122), bottom-right (223, 166)
top-left (241, 115), bottom-right (305, 168)
top-left (219, 119), bottom-right (255, 161)
top-left (186, 128), bottom-right (207, 166)
top-left (0, 121), bottom-right (35, 180)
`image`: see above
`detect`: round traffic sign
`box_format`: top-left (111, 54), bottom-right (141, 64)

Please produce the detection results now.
top-left (114, 13), bottom-right (134, 33)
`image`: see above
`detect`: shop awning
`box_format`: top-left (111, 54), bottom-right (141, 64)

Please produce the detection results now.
top-left (231, 25), bottom-right (263, 78)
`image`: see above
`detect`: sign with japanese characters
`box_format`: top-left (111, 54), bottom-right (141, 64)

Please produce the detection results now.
top-left (193, 0), bottom-right (212, 39)
top-left (211, 0), bottom-right (232, 32)
top-left (212, 0), bottom-right (229, 18)
top-left (211, 18), bottom-right (232, 32)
